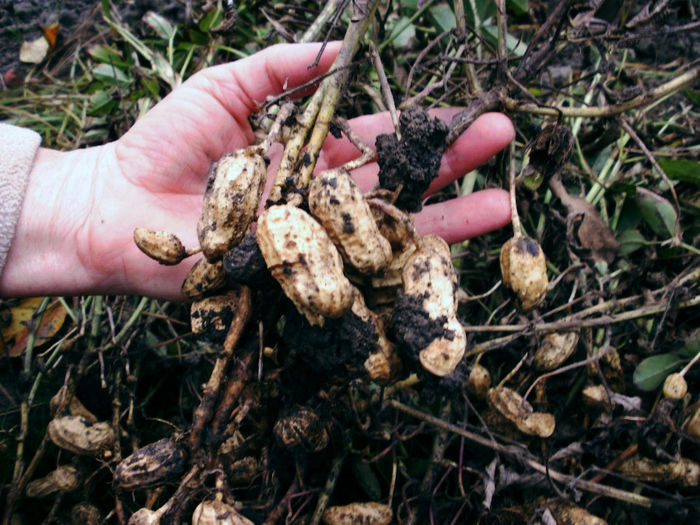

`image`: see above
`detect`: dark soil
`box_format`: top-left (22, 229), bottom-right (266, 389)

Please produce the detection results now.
top-left (0, 0), bottom-right (183, 85)
top-left (376, 105), bottom-right (448, 212)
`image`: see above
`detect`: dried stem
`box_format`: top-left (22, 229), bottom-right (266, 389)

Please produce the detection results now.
top-left (506, 66), bottom-right (700, 118)
top-left (388, 400), bottom-right (654, 508)
top-left (189, 287), bottom-right (251, 451)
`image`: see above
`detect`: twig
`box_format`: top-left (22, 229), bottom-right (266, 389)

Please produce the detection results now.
top-left (297, 0), bottom-right (382, 188)
top-left (309, 445), bottom-right (349, 525)
top-left (369, 42), bottom-right (399, 138)
top-left (189, 287), bottom-right (251, 451)
top-left (388, 400), bottom-right (655, 508)
top-left (506, 66), bottom-right (700, 118)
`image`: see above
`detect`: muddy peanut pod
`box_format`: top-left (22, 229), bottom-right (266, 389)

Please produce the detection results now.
top-left (115, 437), bottom-right (187, 490)
top-left (47, 415), bottom-right (115, 456)
top-left (134, 228), bottom-right (188, 265)
top-left (182, 258), bottom-right (226, 300)
top-left (273, 406), bottom-right (329, 453)
top-left (322, 502), bottom-right (393, 525)
top-left (544, 501), bottom-right (607, 525)
top-left (393, 235), bottom-right (466, 376)
top-left (617, 455), bottom-right (700, 487)
top-left (25, 465), bottom-right (82, 498)
top-left (309, 168), bottom-right (392, 274)
top-left (500, 236), bottom-right (548, 311)
top-left (128, 509), bottom-right (161, 525)
top-left (487, 387), bottom-right (555, 438)
top-left (533, 330), bottom-right (580, 370)
top-left (347, 289), bottom-right (400, 384)
top-left (192, 493), bottom-right (254, 525)
top-left (190, 290), bottom-right (240, 342)
top-left (467, 363), bottom-right (492, 399)
top-left (197, 147), bottom-right (267, 262)
top-left (418, 317), bottom-right (467, 378)
top-left (257, 204), bottom-right (354, 326)
top-left (70, 504), bottom-right (101, 525)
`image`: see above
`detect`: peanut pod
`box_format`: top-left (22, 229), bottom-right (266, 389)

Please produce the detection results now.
top-left (398, 235), bottom-right (466, 376)
top-left (47, 415), bottom-right (115, 456)
top-left (115, 437), bottom-right (187, 490)
top-left (309, 168), bottom-right (392, 274)
top-left (487, 387), bottom-right (555, 438)
top-left (182, 258), bottom-right (226, 300)
top-left (134, 228), bottom-right (188, 265)
top-left (257, 204), bottom-right (354, 326)
top-left (500, 236), bottom-right (548, 311)
top-left (197, 147), bottom-right (266, 262)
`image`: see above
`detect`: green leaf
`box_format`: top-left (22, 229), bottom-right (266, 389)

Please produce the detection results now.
top-left (92, 63), bottom-right (133, 88)
top-left (429, 4), bottom-right (457, 33)
top-left (679, 330), bottom-right (700, 359)
top-left (633, 353), bottom-right (686, 391)
top-left (87, 90), bottom-right (117, 116)
top-left (144, 11), bottom-right (177, 40)
top-left (88, 45), bottom-right (129, 69)
top-left (351, 457), bottom-right (382, 501)
top-left (507, 0), bottom-right (529, 16)
top-left (388, 16), bottom-right (416, 49)
top-left (657, 158), bottom-right (700, 185)
top-left (617, 229), bottom-right (646, 256)
top-left (683, 88), bottom-right (700, 106)
top-left (481, 24), bottom-right (527, 56)
top-left (199, 7), bottom-right (224, 32)
top-left (636, 187), bottom-right (677, 239)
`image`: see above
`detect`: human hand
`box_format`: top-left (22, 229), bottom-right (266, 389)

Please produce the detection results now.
top-left (0, 42), bottom-right (513, 300)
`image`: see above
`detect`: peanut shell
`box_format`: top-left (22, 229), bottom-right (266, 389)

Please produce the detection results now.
top-left (257, 204), bottom-right (354, 326)
top-left (322, 502), bottom-right (392, 525)
top-left (309, 168), bottom-right (392, 274)
top-left (47, 415), bottom-right (115, 456)
top-left (402, 235), bottom-right (458, 320)
top-left (487, 387), bottom-right (555, 438)
top-left (182, 258), bottom-right (226, 300)
top-left (500, 236), bottom-right (548, 311)
top-left (134, 228), bottom-right (187, 265)
top-left (533, 330), bottom-right (579, 370)
top-left (115, 437), bottom-right (187, 490)
top-left (25, 465), bottom-right (81, 498)
top-left (191, 494), bottom-right (253, 525)
top-left (197, 147), bottom-right (266, 262)
top-left (418, 317), bottom-right (466, 377)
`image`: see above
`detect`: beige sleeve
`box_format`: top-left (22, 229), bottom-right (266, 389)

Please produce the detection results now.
top-left (0, 123), bottom-right (42, 277)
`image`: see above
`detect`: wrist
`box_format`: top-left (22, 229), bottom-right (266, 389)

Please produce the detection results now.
top-left (0, 145), bottom-right (111, 297)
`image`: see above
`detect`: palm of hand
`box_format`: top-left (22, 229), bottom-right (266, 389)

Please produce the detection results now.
top-left (92, 43), bottom-right (512, 299)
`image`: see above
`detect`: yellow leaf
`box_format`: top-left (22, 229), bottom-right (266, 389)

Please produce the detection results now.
top-left (0, 298), bottom-right (68, 358)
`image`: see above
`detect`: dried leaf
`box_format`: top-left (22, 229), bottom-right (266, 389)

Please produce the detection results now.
top-left (549, 174), bottom-right (619, 264)
top-left (41, 21), bottom-right (60, 48)
top-left (0, 298), bottom-right (68, 358)
top-left (19, 36), bottom-right (49, 64)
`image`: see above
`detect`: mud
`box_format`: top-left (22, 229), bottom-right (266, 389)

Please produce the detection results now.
top-left (0, 0), bottom-right (184, 83)
top-left (375, 106), bottom-right (448, 212)
top-left (223, 230), bottom-right (272, 287)
top-left (390, 291), bottom-right (452, 365)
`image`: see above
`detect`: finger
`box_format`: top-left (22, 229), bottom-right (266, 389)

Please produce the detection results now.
top-left (413, 188), bottom-right (511, 243)
top-left (318, 111), bottom-right (514, 193)
top-left (195, 42), bottom-right (342, 144)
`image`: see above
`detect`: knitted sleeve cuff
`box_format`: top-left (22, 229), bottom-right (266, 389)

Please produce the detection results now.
top-left (0, 123), bottom-right (42, 277)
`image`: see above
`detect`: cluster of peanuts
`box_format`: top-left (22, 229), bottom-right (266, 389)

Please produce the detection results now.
top-left (135, 140), bottom-right (468, 382)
